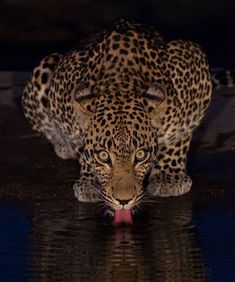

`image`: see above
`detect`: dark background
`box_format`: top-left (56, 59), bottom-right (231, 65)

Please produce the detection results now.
top-left (0, 0), bottom-right (234, 70)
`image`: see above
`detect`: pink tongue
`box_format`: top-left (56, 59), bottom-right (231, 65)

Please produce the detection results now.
top-left (113, 209), bottom-right (133, 226)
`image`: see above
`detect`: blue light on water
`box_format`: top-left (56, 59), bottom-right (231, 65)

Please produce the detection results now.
top-left (0, 202), bottom-right (31, 282)
top-left (196, 211), bottom-right (235, 282)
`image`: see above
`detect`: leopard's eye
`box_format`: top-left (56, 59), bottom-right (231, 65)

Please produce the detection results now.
top-left (97, 150), bottom-right (110, 163)
top-left (135, 149), bottom-right (148, 162)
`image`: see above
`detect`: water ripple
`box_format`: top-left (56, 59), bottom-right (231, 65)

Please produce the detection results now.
top-left (26, 198), bottom-right (206, 282)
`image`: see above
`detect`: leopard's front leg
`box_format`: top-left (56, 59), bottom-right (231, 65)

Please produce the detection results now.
top-left (148, 135), bottom-right (192, 197)
top-left (73, 162), bottom-right (102, 203)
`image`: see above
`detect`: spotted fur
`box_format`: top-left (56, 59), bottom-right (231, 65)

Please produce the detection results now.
top-left (22, 20), bottom-right (212, 211)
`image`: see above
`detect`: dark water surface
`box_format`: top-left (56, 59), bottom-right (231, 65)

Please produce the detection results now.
top-left (1, 195), bottom-right (235, 282)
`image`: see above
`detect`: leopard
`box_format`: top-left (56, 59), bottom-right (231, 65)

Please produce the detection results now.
top-left (22, 19), bottom-right (212, 213)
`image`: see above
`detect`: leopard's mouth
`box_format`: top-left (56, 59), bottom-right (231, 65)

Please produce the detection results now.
top-left (113, 208), bottom-right (133, 225)
top-left (104, 206), bottom-right (137, 226)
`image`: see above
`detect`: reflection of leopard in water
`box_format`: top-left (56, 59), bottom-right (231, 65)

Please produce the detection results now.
top-left (22, 20), bottom-right (212, 212)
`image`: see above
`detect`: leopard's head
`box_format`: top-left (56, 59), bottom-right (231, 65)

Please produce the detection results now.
top-left (73, 82), bottom-right (166, 211)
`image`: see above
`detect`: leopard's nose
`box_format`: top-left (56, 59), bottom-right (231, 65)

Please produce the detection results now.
top-left (117, 199), bottom-right (132, 206)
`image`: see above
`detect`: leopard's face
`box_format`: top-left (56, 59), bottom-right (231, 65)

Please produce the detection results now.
top-left (76, 82), bottom-right (166, 211)
top-left (83, 110), bottom-right (158, 211)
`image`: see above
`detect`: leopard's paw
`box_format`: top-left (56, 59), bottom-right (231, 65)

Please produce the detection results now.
top-left (147, 173), bottom-right (192, 197)
top-left (73, 181), bottom-right (102, 203)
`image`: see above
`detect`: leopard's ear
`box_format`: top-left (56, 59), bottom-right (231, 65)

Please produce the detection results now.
top-left (145, 82), bottom-right (166, 105)
top-left (144, 82), bottom-right (167, 127)
top-left (72, 84), bottom-right (96, 130)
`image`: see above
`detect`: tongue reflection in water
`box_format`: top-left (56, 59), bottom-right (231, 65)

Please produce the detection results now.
top-left (113, 209), bottom-right (133, 226)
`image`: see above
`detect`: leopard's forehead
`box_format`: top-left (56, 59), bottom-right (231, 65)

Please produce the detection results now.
top-left (84, 91), bottom-right (158, 159)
